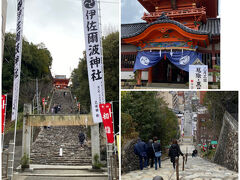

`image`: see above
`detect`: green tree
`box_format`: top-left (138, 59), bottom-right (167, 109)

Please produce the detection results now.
top-left (203, 91), bottom-right (238, 135)
top-left (2, 33), bottom-right (53, 115)
top-left (2, 33), bottom-right (52, 94)
top-left (71, 32), bottom-right (119, 131)
top-left (121, 91), bottom-right (179, 148)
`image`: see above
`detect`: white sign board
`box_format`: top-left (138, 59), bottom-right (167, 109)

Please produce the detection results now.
top-left (11, 0), bottom-right (25, 121)
top-left (82, 0), bottom-right (105, 123)
top-left (189, 65), bottom-right (208, 89)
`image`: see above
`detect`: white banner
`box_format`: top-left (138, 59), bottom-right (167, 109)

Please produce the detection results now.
top-left (82, 0), bottom-right (105, 123)
top-left (11, 0), bottom-right (25, 121)
top-left (189, 65), bottom-right (208, 89)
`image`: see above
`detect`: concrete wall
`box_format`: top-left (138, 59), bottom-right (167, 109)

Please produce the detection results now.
top-left (27, 114), bottom-right (94, 126)
top-left (121, 71), bottom-right (148, 81)
top-left (213, 111), bottom-right (238, 172)
top-left (121, 71), bottom-right (135, 80)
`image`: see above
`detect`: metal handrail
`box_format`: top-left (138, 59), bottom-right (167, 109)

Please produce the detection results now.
top-left (2, 152), bottom-right (9, 178)
top-left (175, 157), bottom-right (179, 180)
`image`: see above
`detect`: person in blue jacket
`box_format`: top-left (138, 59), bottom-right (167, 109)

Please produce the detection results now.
top-left (134, 138), bottom-right (148, 170)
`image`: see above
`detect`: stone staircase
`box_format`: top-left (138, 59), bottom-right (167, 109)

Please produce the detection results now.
top-left (48, 89), bottom-right (76, 114)
top-left (30, 88), bottom-right (92, 166)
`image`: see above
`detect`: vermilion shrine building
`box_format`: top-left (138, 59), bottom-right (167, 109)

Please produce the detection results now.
top-left (121, 0), bottom-right (220, 87)
top-left (53, 75), bottom-right (69, 89)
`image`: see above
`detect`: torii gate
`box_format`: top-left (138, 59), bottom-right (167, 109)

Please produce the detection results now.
top-left (22, 104), bottom-right (100, 165)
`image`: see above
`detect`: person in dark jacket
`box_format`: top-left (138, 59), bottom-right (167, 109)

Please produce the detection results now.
top-left (152, 137), bottom-right (162, 170)
top-left (134, 138), bottom-right (148, 170)
top-left (192, 149), bottom-right (198, 157)
top-left (54, 105), bottom-right (58, 114)
top-left (78, 132), bottom-right (85, 149)
top-left (168, 139), bottom-right (184, 169)
top-left (153, 176), bottom-right (164, 180)
top-left (147, 139), bottom-right (154, 168)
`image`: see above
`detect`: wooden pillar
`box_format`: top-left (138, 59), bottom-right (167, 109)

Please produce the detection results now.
top-left (212, 43), bottom-right (216, 82)
top-left (170, 67), bottom-right (172, 82)
top-left (137, 70), bottom-right (142, 86)
top-left (212, 43), bottom-right (216, 67)
top-left (148, 67), bottom-right (152, 83)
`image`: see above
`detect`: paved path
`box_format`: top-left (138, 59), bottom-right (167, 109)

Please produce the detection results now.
top-left (121, 156), bottom-right (238, 180)
top-left (179, 156), bottom-right (238, 179)
top-left (121, 158), bottom-right (176, 180)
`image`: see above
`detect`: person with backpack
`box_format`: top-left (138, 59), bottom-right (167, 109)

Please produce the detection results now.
top-left (168, 139), bottom-right (184, 169)
top-left (146, 139), bottom-right (154, 168)
top-left (78, 132), bottom-right (85, 149)
top-left (152, 137), bottom-right (162, 170)
top-left (134, 138), bottom-right (148, 170)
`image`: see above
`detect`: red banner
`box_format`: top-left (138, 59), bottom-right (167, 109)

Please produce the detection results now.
top-left (2, 95), bottom-right (7, 133)
top-left (99, 103), bottom-right (114, 143)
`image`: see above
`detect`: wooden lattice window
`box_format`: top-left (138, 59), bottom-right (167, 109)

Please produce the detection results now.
top-left (202, 53), bottom-right (212, 69)
top-left (121, 54), bottom-right (136, 69)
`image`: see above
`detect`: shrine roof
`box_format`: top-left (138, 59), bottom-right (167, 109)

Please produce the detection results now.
top-left (121, 18), bottom-right (220, 39)
top-left (198, 18), bottom-right (220, 36)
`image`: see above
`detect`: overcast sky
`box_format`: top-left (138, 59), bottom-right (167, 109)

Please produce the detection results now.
top-left (6, 0), bottom-right (119, 78)
top-left (121, 0), bottom-right (145, 24)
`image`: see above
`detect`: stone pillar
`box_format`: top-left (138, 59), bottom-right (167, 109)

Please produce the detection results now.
top-left (136, 70), bottom-right (142, 86)
top-left (148, 67), bottom-right (152, 84)
top-left (22, 104), bottom-right (32, 161)
top-left (91, 124), bottom-right (100, 165)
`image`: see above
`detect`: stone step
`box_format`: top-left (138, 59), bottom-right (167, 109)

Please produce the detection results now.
top-left (30, 157), bottom-right (92, 160)
top-left (30, 89), bottom-right (92, 166)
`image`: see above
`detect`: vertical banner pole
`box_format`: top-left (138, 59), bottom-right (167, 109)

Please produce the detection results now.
top-left (10, 0), bottom-right (25, 178)
top-left (110, 101), bottom-right (116, 154)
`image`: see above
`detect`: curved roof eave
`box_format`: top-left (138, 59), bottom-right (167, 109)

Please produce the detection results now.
top-left (122, 19), bottom-right (210, 39)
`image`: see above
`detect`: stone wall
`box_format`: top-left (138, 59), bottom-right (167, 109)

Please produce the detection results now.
top-left (3, 127), bottom-right (40, 147)
top-left (121, 139), bottom-right (139, 173)
top-left (213, 111), bottom-right (238, 172)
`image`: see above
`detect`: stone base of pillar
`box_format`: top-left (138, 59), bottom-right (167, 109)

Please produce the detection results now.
top-left (91, 124), bottom-right (100, 165)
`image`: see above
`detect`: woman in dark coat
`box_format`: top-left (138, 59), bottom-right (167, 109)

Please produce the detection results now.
top-left (168, 139), bottom-right (184, 169)
top-left (152, 137), bottom-right (162, 170)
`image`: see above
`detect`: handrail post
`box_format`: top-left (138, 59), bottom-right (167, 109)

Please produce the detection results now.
top-left (114, 153), bottom-right (117, 179)
top-left (185, 153), bottom-right (188, 164)
top-left (182, 155), bottom-right (185, 171)
top-left (176, 157), bottom-right (179, 180)
top-left (6, 152), bottom-right (9, 177)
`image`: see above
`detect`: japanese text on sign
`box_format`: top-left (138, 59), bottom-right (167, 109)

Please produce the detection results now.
top-left (99, 103), bottom-right (114, 143)
top-left (82, 0), bottom-right (105, 123)
top-left (11, 0), bottom-right (25, 121)
top-left (189, 65), bottom-right (208, 89)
